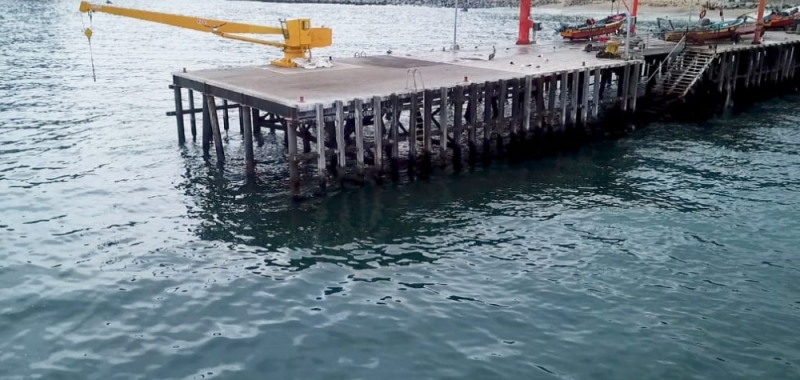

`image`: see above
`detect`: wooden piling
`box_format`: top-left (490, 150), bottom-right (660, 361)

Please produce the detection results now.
top-left (439, 87), bottom-right (449, 166)
top-left (535, 76), bottom-right (545, 129)
top-left (497, 79), bottom-right (507, 135)
top-left (718, 53), bottom-right (728, 93)
top-left (592, 67), bottom-right (601, 120)
top-left (251, 108), bottom-right (261, 135)
top-left (408, 93), bottom-right (418, 167)
top-left (422, 89), bottom-right (433, 166)
top-left (628, 63), bottom-right (640, 113)
top-left (242, 106), bottom-right (255, 178)
top-left (523, 75), bottom-right (532, 133)
top-left (468, 83), bottom-right (478, 160)
top-left (569, 70), bottom-right (579, 125)
top-left (510, 79), bottom-right (520, 136)
top-left (559, 72), bottom-right (568, 127)
top-left (548, 75), bottom-right (557, 127)
top-left (390, 94), bottom-right (400, 171)
top-left (201, 94), bottom-right (211, 157)
top-left (354, 99), bottom-right (365, 174)
top-left (483, 81), bottom-right (493, 154)
top-left (372, 96), bottom-right (384, 174)
top-left (188, 89), bottom-right (197, 140)
top-left (238, 105), bottom-right (245, 134)
top-left (335, 100), bottom-right (346, 171)
top-left (173, 86), bottom-right (185, 144)
top-left (315, 104), bottom-right (327, 191)
top-left (621, 65), bottom-right (630, 112)
top-left (453, 86), bottom-right (464, 167)
top-left (222, 100), bottom-right (230, 132)
top-left (580, 69), bottom-right (589, 126)
top-left (287, 120), bottom-right (300, 196)
top-left (206, 96), bottom-right (225, 164)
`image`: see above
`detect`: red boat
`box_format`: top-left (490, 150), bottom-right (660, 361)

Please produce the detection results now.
top-left (559, 13), bottom-right (626, 40)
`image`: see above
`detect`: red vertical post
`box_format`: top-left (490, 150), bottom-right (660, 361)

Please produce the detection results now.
top-left (630, 0), bottom-right (639, 36)
top-left (753, 0), bottom-right (767, 44)
top-left (517, 0), bottom-right (532, 45)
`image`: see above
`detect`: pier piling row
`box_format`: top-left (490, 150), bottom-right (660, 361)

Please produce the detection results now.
top-left (167, 36), bottom-right (800, 196)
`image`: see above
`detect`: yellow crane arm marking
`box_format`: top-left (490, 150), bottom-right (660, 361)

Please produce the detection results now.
top-left (78, 1), bottom-right (283, 35)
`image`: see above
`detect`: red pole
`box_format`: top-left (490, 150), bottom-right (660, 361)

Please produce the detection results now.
top-left (517, 0), bottom-right (532, 45)
top-left (630, 0), bottom-right (639, 36)
top-left (753, 0), bottom-right (767, 44)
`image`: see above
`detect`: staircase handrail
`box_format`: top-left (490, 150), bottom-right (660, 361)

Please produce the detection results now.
top-left (646, 34), bottom-right (687, 84)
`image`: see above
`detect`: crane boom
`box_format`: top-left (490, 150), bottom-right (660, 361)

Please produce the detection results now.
top-left (78, 1), bottom-right (332, 68)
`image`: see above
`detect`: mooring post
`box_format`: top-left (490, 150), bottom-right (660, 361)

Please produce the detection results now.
top-left (569, 70), bottom-right (579, 126)
top-left (580, 69), bottom-right (590, 127)
top-left (422, 89), bottom-right (433, 169)
top-left (206, 96), bottom-right (225, 164)
top-left (439, 87), bottom-right (449, 167)
top-left (372, 96), bottom-right (384, 176)
top-left (354, 99), bottom-right (365, 175)
top-left (389, 94), bottom-right (400, 176)
top-left (559, 72), bottom-right (568, 128)
top-left (453, 86), bottom-right (464, 168)
top-left (535, 76), bottom-right (545, 129)
top-left (315, 103), bottom-right (327, 192)
top-left (483, 81), bottom-right (493, 156)
top-left (468, 83), bottom-right (478, 161)
top-left (242, 106), bottom-right (256, 178)
top-left (548, 74), bottom-right (558, 127)
top-left (173, 85), bottom-right (185, 145)
top-left (222, 100), bottom-right (230, 132)
top-left (201, 94), bottom-right (211, 157)
top-left (335, 100), bottom-right (346, 173)
top-left (408, 92), bottom-right (418, 169)
top-left (287, 120), bottom-right (300, 197)
top-left (188, 89), bottom-right (197, 140)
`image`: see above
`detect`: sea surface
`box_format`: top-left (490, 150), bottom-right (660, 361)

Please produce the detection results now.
top-left (2, 0), bottom-right (800, 379)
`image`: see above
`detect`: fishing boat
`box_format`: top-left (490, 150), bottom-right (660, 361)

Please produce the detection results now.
top-left (559, 13), bottom-right (626, 40)
top-left (663, 17), bottom-right (745, 44)
top-left (736, 14), bottom-right (767, 37)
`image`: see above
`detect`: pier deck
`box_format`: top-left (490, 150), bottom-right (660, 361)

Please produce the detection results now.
top-left (168, 31), bottom-right (800, 197)
top-left (174, 41), bottom-right (637, 118)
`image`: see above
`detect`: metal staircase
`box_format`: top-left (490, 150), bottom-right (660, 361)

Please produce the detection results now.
top-left (652, 49), bottom-right (717, 98)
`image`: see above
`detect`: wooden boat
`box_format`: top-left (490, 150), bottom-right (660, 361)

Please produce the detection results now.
top-left (559, 13), bottom-right (626, 40)
top-left (663, 18), bottom-right (745, 44)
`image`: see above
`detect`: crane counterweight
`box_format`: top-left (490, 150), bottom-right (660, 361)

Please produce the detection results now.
top-left (78, 1), bottom-right (332, 68)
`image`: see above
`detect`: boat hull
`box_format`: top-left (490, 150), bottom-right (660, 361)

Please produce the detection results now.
top-left (561, 20), bottom-right (624, 40)
top-left (664, 20), bottom-right (744, 43)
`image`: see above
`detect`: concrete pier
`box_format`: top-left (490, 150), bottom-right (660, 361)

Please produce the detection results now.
top-left (167, 31), bottom-right (800, 197)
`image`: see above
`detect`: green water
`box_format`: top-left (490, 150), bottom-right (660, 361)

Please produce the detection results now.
top-left (1, 0), bottom-right (799, 379)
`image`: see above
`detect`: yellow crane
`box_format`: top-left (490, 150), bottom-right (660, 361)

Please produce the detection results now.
top-left (78, 1), bottom-right (332, 68)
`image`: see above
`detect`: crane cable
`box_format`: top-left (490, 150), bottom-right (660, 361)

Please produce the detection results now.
top-left (80, 11), bottom-right (97, 82)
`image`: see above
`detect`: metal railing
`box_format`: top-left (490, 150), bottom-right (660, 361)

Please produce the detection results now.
top-left (646, 34), bottom-right (687, 85)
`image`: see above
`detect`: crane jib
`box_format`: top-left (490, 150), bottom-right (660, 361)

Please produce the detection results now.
top-left (77, 1), bottom-right (332, 68)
